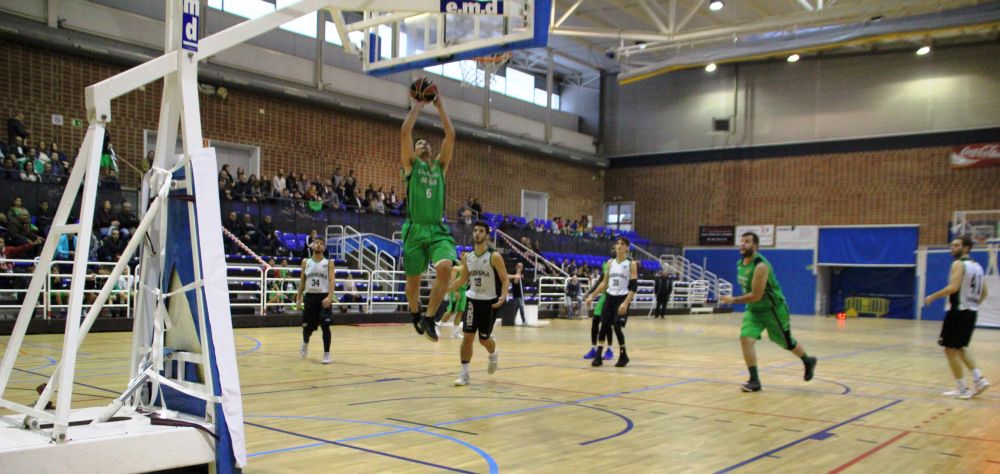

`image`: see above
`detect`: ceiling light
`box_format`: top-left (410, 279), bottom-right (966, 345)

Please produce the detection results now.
top-left (709, 0), bottom-right (724, 11)
top-left (787, 54), bottom-right (800, 63)
top-left (916, 45), bottom-right (931, 55)
top-left (705, 63), bottom-right (717, 72)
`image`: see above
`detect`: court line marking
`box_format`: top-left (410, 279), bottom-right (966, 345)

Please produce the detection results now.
top-left (386, 417), bottom-right (478, 435)
top-left (245, 415), bottom-right (499, 473)
top-left (244, 420), bottom-right (479, 474)
top-left (828, 431), bottom-right (910, 474)
top-left (714, 399), bottom-right (903, 474)
top-left (237, 335), bottom-right (262, 355)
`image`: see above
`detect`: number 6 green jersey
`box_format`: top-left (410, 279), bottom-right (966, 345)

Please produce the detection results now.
top-left (406, 158), bottom-right (445, 225)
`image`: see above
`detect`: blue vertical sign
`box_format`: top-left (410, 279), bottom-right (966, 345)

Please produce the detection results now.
top-left (182, 0), bottom-right (200, 52)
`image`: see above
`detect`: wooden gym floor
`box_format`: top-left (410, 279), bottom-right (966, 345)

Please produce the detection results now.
top-left (3, 315), bottom-right (999, 473)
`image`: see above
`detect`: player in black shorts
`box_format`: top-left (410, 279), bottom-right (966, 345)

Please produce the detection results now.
top-left (296, 238), bottom-right (336, 364)
top-left (585, 237), bottom-right (638, 368)
top-left (447, 221), bottom-right (509, 386)
top-left (924, 236), bottom-right (990, 399)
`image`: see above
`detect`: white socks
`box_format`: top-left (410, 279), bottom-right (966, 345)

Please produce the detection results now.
top-left (461, 362), bottom-right (470, 377)
top-left (956, 378), bottom-right (968, 391)
top-left (972, 368), bottom-right (983, 380)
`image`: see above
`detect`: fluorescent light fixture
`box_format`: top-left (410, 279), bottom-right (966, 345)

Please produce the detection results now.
top-left (705, 63), bottom-right (717, 72)
top-left (916, 45), bottom-right (931, 55)
top-left (709, 0), bottom-right (724, 11)
top-left (787, 54), bottom-right (800, 62)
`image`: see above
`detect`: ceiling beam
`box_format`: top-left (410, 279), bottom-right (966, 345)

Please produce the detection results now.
top-left (637, 0), bottom-right (670, 33)
top-left (676, 0), bottom-right (706, 33)
top-left (554, 0), bottom-right (584, 28)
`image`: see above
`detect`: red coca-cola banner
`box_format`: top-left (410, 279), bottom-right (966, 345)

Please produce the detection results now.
top-left (950, 143), bottom-right (1000, 169)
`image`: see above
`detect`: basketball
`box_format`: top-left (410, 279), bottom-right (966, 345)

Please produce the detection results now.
top-left (409, 76), bottom-right (437, 102)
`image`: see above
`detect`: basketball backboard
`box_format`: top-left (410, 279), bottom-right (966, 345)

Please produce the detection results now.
top-left (352, 0), bottom-right (550, 76)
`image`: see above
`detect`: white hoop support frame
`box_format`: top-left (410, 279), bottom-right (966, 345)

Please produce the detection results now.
top-left (459, 52), bottom-right (512, 88)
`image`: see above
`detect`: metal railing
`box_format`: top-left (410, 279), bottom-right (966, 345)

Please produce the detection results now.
top-left (0, 260), bottom-right (133, 319)
top-left (661, 254), bottom-right (732, 304)
top-left (495, 229), bottom-right (566, 278)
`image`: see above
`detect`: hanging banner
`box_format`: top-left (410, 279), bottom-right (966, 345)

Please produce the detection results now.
top-left (950, 143), bottom-right (1000, 168)
top-left (736, 225), bottom-right (775, 247)
top-left (776, 225), bottom-right (818, 249)
top-left (698, 226), bottom-right (735, 246)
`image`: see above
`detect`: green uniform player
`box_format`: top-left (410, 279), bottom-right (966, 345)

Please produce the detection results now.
top-left (400, 89), bottom-right (456, 342)
top-left (582, 260), bottom-right (615, 361)
top-left (722, 232), bottom-right (817, 392)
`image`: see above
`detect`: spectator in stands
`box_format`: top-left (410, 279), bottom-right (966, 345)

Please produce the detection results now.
top-left (233, 173), bottom-right (250, 199)
top-left (99, 228), bottom-right (126, 262)
top-left (100, 168), bottom-right (122, 190)
top-left (386, 186), bottom-right (399, 210)
top-left (1, 156), bottom-right (18, 180)
top-left (236, 167), bottom-right (246, 183)
top-left (285, 170), bottom-right (297, 196)
top-left (343, 170), bottom-right (357, 200)
top-left (369, 195), bottom-right (385, 214)
top-left (340, 273), bottom-right (365, 313)
top-left (266, 257), bottom-right (287, 314)
top-left (345, 189), bottom-right (364, 213)
top-left (34, 201), bottom-right (54, 235)
top-left (321, 179), bottom-right (340, 209)
top-left (140, 150), bottom-right (153, 175)
top-left (331, 167), bottom-right (343, 190)
top-left (565, 275), bottom-right (582, 319)
top-left (118, 201), bottom-right (138, 237)
top-left (223, 211), bottom-right (242, 253)
top-left (55, 233), bottom-right (77, 261)
top-left (7, 113), bottom-right (29, 144)
top-left (7, 197), bottom-right (29, 223)
top-left (471, 198), bottom-right (482, 216)
top-left (94, 200), bottom-right (117, 237)
top-left (219, 164), bottom-right (234, 185)
top-left (259, 215), bottom-right (279, 252)
top-left (532, 239), bottom-right (542, 254)
top-left (247, 174), bottom-right (263, 202)
top-left (19, 161), bottom-right (39, 183)
top-left (272, 169), bottom-right (286, 197)
top-left (9, 136), bottom-right (26, 157)
top-left (509, 262), bottom-right (528, 325)
top-left (241, 213), bottom-right (260, 246)
top-left (1, 235), bottom-right (41, 260)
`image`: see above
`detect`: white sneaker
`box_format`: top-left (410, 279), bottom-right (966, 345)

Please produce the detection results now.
top-left (974, 378), bottom-right (990, 396)
top-left (451, 330), bottom-right (463, 339)
top-left (300, 343), bottom-right (308, 358)
top-left (322, 352), bottom-right (331, 364)
top-left (943, 388), bottom-right (974, 399)
top-left (488, 352), bottom-right (499, 375)
top-left (454, 373), bottom-right (470, 386)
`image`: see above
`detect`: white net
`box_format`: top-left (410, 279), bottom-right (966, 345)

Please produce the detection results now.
top-left (459, 52), bottom-right (511, 88)
top-left (951, 210), bottom-right (1000, 245)
top-left (981, 239), bottom-right (1000, 328)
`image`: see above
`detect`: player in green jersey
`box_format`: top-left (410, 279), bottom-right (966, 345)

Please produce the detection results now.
top-left (721, 232), bottom-right (817, 392)
top-left (400, 91), bottom-right (457, 342)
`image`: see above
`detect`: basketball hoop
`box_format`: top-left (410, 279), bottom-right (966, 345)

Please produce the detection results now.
top-left (459, 52), bottom-right (511, 88)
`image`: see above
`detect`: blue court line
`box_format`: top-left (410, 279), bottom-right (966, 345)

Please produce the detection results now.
top-left (26, 356), bottom-right (58, 372)
top-left (237, 335), bottom-right (262, 355)
top-left (244, 419), bottom-right (494, 474)
top-left (713, 399), bottom-right (903, 474)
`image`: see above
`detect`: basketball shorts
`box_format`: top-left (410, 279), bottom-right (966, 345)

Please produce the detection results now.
top-left (448, 290), bottom-right (468, 314)
top-left (939, 309), bottom-right (977, 349)
top-left (593, 293), bottom-right (608, 318)
top-left (302, 293), bottom-right (333, 330)
top-left (402, 221), bottom-right (458, 276)
top-left (463, 298), bottom-right (498, 340)
top-left (600, 294), bottom-right (630, 327)
top-left (741, 305), bottom-right (797, 350)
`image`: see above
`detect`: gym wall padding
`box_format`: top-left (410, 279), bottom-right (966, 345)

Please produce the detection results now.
top-left (684, 248), bottom-right (816, 315)
top-left (818, 226), bottom-right (919, 266)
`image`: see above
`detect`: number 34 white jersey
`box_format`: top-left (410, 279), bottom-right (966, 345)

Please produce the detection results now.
top-left (304, 257), bottom-right (331, 294)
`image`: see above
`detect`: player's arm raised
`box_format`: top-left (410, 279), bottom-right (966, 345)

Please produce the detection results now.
top-left (492, 253), bottom-right (509, 308)
top-left (434, 96), bottom-right (456, 176)
top-left (925, 260), bottom-right (965, 305)
top-left (400, 99), bottom-right (424, 176)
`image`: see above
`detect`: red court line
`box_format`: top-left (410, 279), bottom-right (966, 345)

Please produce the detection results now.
top-left (827, 431), bottom-right (910, 474)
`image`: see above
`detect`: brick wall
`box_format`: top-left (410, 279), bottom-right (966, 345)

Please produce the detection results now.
top-left (606, 149), bottom-right (1000, 246)
top-left (0, 40), bottom-right (603, 224)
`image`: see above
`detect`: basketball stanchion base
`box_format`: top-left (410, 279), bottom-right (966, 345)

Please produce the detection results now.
top-left (0, 407), bottom-right (216, 472)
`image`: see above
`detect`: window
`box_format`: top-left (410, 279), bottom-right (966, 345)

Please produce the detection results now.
top-left (505, 68), bottom-right (535, 102)
top-left (604, 202), bottom-right (634, 232)
top-left (276, 0), bottom-right (316, 37)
